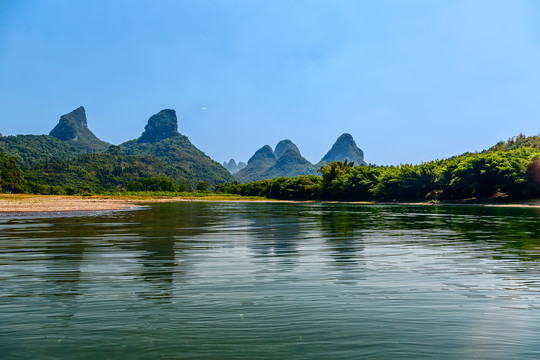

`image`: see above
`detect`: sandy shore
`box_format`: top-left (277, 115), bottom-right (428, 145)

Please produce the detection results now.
top-left (0, 194), bottom-right (281, 213)
top-left (0, 194), bottom-right (140, 213)
top-left (0, 194), bottom-right (539, 214)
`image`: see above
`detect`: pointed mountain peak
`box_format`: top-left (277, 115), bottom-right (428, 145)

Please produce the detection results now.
top-left (234, 145), bottom-right (277, 182)
top-left (280, 148), bottom-right (303, 159)
top-left (49, 106), bottom-right (88, 141)
top-left (335, 133), bottom-right (354, 143)
top-left (275, 139), bottom-right (300, 158)
top-left (138, 109), bottom-right (179, 143)
top-left (64, 106), bottom-right (87, 127)
top-left (319, 133), bottom-right (366, 166)
top-left (248, 145), bottom-right (277, 165)
top-left (49, 106), bottom-right (110, 152)
top-left (256, 148), bottom-right (316, 180)
top-left (274, 148), bottom-right (313, 169)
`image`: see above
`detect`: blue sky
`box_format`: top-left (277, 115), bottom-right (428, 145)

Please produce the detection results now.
top-left (1, 0), bottom-right (539, 165)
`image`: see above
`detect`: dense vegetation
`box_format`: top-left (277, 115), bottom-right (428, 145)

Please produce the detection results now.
top-left (0, 135), bottom-right (84, 168)
top-left (1, 131), bottom-right (539, 202)
top-left (23, 146), bottom-right (190, 194)
top-left (0, 152), bottom-right (26, 193)
top-left (120, 133), bottom-right (235, 188)
top-left (489, 133), bottom-right (540, 152)
top-left (127, 177), bottom-right (189, 192)
top-left (217, 147), bottom-right (540, 202)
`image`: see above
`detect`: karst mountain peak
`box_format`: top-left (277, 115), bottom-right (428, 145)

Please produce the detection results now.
top-left (138, 109), bottom-right (179, 143)
top-left (49, 106), bottom-right (110, 153)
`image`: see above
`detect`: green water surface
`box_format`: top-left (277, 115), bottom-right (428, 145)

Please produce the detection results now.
top-left (1, 202), bottom-right (539, 359)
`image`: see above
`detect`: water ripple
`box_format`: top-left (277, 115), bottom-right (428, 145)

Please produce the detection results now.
top-left (0, 202), bottom-right (539, 359)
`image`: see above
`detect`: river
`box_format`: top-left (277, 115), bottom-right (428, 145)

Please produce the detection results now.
top-left (1, 202), bottom-right (539, 359)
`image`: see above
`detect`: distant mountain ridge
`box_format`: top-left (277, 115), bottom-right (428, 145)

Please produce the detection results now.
top-left (234, 145), bottom-right (280, 182)
top-left (317, 133), bottom-right (365, 166)
top-left (234, 134), bottom-right (366, 183)
top-left (1, 106), bottom-right (365, 187)
top-left (223, 159), bottom-right (247, 174)
top-left (263, 148), bottom-right (315, 179)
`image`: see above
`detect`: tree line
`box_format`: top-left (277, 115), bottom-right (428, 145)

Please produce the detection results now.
top-left (1, 134), bottom-right (539, 201)
top-left (216, 147), bottom-right (540, 201)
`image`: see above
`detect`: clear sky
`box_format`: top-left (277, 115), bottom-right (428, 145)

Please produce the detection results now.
top-left (1, 0), bottom-right (539, 166)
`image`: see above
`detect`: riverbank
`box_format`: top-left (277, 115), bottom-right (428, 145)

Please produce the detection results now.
top-left (0, 194), bottom-right (539, 213)
top-left (0, 194), bottom-right (269, 213)
top-left (0, 194), bottom-right (139, 213)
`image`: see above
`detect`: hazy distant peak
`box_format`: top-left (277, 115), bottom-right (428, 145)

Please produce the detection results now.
top-left (336, 133), bottom-right (353, 142)
top-left (248, 145), bottom-right (277, 165)
top-left (275, 139), bottom-right (300, 158)
top-left (138, 109), bottom-right (179, 143)
top-left (276, 148), bottom-right (312, 166)
top-left (319, 133), bottom-right (366, 166)
top-left (223, 158), bottom-right (246, 174)
top-left (234, 133), bottom-right (367, 182)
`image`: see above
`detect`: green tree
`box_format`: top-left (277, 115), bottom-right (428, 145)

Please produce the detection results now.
top-left (196, 181), bottom-right (209, 191)
top-left (0, 152), bottom-right (26, 193)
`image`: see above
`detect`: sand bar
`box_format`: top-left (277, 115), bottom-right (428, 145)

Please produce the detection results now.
top-left (0, 194), bottom-right (276, 213)
top-left (0, 194), bottom-right (139, 213)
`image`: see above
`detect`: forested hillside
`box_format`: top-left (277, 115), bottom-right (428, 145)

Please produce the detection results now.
top-left (120, 109), bottom-right (234, 188)
top-left (23, 146), bottom-right (187, 194)
top-left (0, 135), bottom-right (84, 168)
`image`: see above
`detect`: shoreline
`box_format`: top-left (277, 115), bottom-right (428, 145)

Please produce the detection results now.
top-left (0, 194), bottom-right (539, 214)
top-left (0, 194), bottom-right (288, 213)
top-left (0, 195), bottom-right (141, 213)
